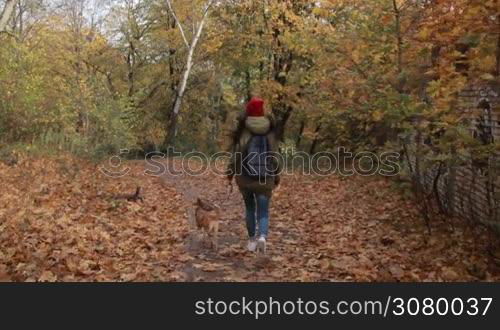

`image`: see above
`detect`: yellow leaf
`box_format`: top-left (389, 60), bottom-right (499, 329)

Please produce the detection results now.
top-left (480, 73), bottom-right (495, 81)
top-left (372, 110), bottom-right (384, 122)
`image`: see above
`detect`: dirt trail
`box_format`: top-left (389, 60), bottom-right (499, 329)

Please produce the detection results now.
top-left (161, 163), bottom-right (264, 281)
top-left (159, 160), bottom-right (500, 282)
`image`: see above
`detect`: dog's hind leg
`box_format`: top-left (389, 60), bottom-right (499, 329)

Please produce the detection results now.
top-left (208, 223), bottom-right (219, 251)
top-left (197, 229), bottom-right (208, 248)
top-left (214, 224), bottom-right (219, 251)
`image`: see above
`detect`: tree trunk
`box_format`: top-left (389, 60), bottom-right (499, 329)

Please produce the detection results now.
top-left (165, 105), bottom-right (179, 147)
top-left (245, 69), bottom-right (252, 102)
top-left (295, 120), bottom-right (306, 149)
top-left (309, 123), bottom-right (322, 154)
top-left (127, 46), bottom-right (135, 98)
top-left (270, 20), bottom-right (294, 141)
top-left (16, 0), bottom-right (24, 36)
top-left (0, 0), bottom-right (16, 32)
top-left (392, 0), bottom-right (403, 74)
top-left (274, 104), bottom-right (293, 142)
top-left (163, 0), bottom-right (213, 147)
top-left (164, 27), bottom-right (199, 147)
top-left (496, 13), bottom-right (500, 77)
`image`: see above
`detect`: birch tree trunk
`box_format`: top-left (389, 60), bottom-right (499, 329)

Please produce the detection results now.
top-left (0, 0), bottom-right (16, 32)
top-left (392, 0), bottom-right (403, 74)
top-left (164, 0), bottom-right (214, 147)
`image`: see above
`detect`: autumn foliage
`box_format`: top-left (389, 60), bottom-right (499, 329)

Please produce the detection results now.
top-left (0, 0), bottom-right (499, 281)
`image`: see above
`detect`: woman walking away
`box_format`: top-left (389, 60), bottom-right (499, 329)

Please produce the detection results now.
top-left (226, 97), bottom-right (281, 254)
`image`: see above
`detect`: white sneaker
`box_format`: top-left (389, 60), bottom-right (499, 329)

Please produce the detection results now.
top-left (247, 238), bottom-right (257, 252)
top-left (257, 236), bottom-right (267, 254)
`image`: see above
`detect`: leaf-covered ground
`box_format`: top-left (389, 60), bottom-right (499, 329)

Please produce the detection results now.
top-left (1, 156), bottom-right (499, 282)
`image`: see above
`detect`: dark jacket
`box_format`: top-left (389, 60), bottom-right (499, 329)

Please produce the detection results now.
top-left (227, 113), bottom-right (281, 196)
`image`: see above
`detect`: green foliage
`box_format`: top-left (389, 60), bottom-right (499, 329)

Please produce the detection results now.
top-left (0, 18), bottom-right (137, 159)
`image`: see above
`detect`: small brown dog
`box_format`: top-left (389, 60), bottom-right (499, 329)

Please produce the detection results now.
top-left (194, 198), bottom-right (220, 251)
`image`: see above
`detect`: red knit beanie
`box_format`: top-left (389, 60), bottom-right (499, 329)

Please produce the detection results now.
top-left (246, 97), bottom-right (265, 117)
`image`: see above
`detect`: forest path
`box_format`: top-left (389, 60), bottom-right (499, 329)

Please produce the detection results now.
top-left (158, 159), bottom-right (498, 282)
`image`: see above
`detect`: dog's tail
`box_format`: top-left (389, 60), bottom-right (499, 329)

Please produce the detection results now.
top-left (196, 198), bottom-right (218, 212)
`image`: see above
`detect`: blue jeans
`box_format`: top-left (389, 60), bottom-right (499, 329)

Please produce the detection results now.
top-left (240, 190), bottom-right (270, 238)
